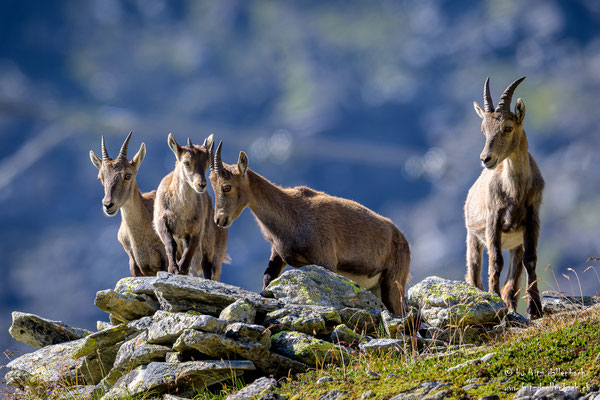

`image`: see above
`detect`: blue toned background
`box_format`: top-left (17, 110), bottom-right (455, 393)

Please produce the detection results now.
top-left (1, 0), bottom-right (600, 374)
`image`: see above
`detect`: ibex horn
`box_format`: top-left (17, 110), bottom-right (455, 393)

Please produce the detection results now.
top-left (187, 137), bottom-right (193, 147)
top-left (214, 141), bottom-right (224, 172)
top-left (483, 77), bottom-right (494, 113)
top-left (497, 76), bottom-right (526, 112)
top-left (118, 131), bottom-right (133, 160)
top-left (101, 135), bottom-right (109, 160)
top-left (209, 141), bottom-right (215, 171)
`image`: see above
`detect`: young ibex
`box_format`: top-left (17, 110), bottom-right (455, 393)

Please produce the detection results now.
top-left (208, 142), bottom-right (411, 315)
top-left (90, 132), bottom-right (168, 276)
top-left (154, 133), bottom-right (228, 279)
top-left (465, 76), bottom-right (544, 318)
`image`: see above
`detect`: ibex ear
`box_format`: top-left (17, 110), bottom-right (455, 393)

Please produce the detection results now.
top-left (237, 151), bottom-right (248, 176)
top-left (90, 150), bottom-right (102, 170)
top-left (473, 101), bottom-right (486, 119)
top-left (131, 143), bottom-right (146, 171)
top-left (203, 134), bottom-right (214, 151)
top-left (168, 133), bottom-right (182, 160)
top-left (515, 98), bottom-right (526, 125)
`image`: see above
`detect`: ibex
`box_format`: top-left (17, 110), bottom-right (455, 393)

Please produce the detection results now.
top-left (465, 77), bottom-right (544, 318)
top-left (89, 132), bottom-right (168, 276)
top-left (154, 133), bottom-right (228, 279)
top-left (208, 142), bottom-right (411, 315)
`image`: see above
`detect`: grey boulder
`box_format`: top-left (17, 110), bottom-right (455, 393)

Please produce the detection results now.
top-left (262, 265), bottom-right (385, 311)
top-left (94, 289), bottom-right (159, 323)
top-left (146, 310), bottom-right (227, 345)
top-left (9, 311), bottom-right (91, 348)
top-left (225, 376), bottom-right (278, 400)
top-left (219, 299), bottom-right (257, 324)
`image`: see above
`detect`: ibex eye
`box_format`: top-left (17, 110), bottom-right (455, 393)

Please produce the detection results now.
top-left (504, 126), bottom-right (513, 133)
top-left (184, 161), bottom-right (191, 168)
top-left (124, 174), bottom-right (132, 180)
top-left (222, 185), bottom-right (232, 193)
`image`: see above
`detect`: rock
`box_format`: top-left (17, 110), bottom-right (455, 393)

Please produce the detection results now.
top-left (532, 386), bottom-right (565, 399)
top-left (262, 266), bottom-right (385, 311)
top-left (259, 394), bottom-right (287, 400)
top-left (8, 311), bottom-right (92, 348)
top-left (270, 331), bottom-right (350, 366)
top-left (426, 389), bottom-right (453, 399)
top-left (99, 331), bottom-right (171, 388)
top-left (225, 377), bottom-right (278, 400)
top-left (330, 324), bottom-right (365, 347)
top-left (361, 390), bottom-right (376, 399)
top-left (5, 338), bottom-right (118, 389)
top-left (114, 275), bottom-right (161, 295)
top-left (366, 370), bottom-right (381, 378)
top-left (152, 272), bottom-right (282, 315)
top-left (72, 316), bottom-right (152, 358)
top-left (478, 396), bottom-right (499, 400)
top-left (389, 385), bottom-right (431, 400)
top-left (96, 321), bottom-right (114, 331)
top-left (163, 395), bottom-right (192, 400)
top-left (174, 329), bottom-right (305, 376)
top-left (381, 309), bottom-right (420, 337)
top-left (94, 289), bottom-right (159, 322)
top-left (264, 305), bottom-right (342, 336)
top-left (146, 310), bottom-right (227, 344)
top-left (319, 389), bottom-right (347, 400)
top-left (224, 322), bottom-right (271, 348)
top-left (337, 308), bottom-right (381, 333)
top-left (542, 291), bottom-right (599, 314)
top-left (220, 299), bottom-right (257, 324)
top-left (359, 338), bottom-right (408, 354)
top-left (101, 360), bottom-right (255, 400)
top-left (407, 276), bottom-right (507, 327)
top-left (562, 386), bottom-right (581, 398)
top-left (165, 351), bottom-right (185, 363)
top-left (446, 358), bottom-right (480, 372)
top-left (501, 311), bottom-right (530, 328)
top-left (317, 376), bottom-right (334, 384)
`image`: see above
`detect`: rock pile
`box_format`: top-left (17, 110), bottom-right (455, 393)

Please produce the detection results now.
top-left (7, 267), bottom-right (570, 399)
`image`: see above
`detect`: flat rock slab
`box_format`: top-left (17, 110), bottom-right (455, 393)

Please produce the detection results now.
top-left (146, 310), bottom-right (227, 344)
top-left (94, 289), bottom-right (159, 323)
top-left (6, 338), bottom-right (118, 388)
top-left (359, 338), bottom-right (408, 354)
top-left (72, 316), bottom-right (153, 358)
top-left (174, 329), bottom-right (305, 376)
top-left (120, 272), bottom-right (282, 315)
top-left (270, 331), bottom-right (350, 367)
top-left (381, 309), bottom-right (420, 338)
top-left (224, 322), bottom-right (271, 348)
top-left (225, 377), bottom-right (278, 400)
top-left (9, 311), bottom-right (91, 348)
top-left (262, 265), bottom-right (385, 311)
top-left (101, 361), bottom-right (255, 400)
top-left (542, 292), bottom-right (599, 314)
top-left (330, 324), bottom-right (365, 347)
top-left (407, 276), bottom-right (507, 327)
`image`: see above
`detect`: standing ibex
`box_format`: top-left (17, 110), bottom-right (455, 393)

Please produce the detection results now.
top-left (90, 132), bottom-right (168, 276)
top-left (465, 77), bottom-right (544, 318)
top-left (208, 142), bottom-right (410, 315)
top-left (154, 133), bottom-right (228, 279)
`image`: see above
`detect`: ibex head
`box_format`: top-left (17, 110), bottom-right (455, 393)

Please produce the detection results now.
top-left (168, 133), bottom-right (214, 194)
top-left (209, 141), bottom-right (249, 228)
top-left (90, 132), bottom-right (145, 216)
top-left (473, 77), bottom-right (526, 169)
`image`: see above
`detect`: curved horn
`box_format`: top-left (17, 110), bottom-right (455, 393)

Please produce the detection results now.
top-left (497, 76), bottom-right (526, 112)
top-left (118, 131), bottom-right (133, 160)
top-left (209, 141), bottom-right (215, 171)
top-left (101, 135), bottom-right (109, 160)
top-left (187, 137), bottom-right (193, 147)
top-left (214, 141), bottom-right (224, 172)
top-left (483, 77), bottom-right (494, 113)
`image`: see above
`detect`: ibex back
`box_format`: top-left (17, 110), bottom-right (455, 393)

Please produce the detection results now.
top-left (465, 77), bottom-right (544, 318)
top-left (90, 132), bottom-right (168, 276)
top-left (209, 142), bottom-right (410, 315)
top-left (154, 133), bottom-right (228, 279)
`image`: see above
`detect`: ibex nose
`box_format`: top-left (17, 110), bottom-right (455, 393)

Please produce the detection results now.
top-left (103, 200), bottom-right (114, 209)
top-left (481, 155), bottom-right (492, 164)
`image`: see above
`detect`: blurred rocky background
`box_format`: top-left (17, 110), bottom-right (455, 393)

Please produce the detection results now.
top-left (1, 0), bottom-right (599, 377)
